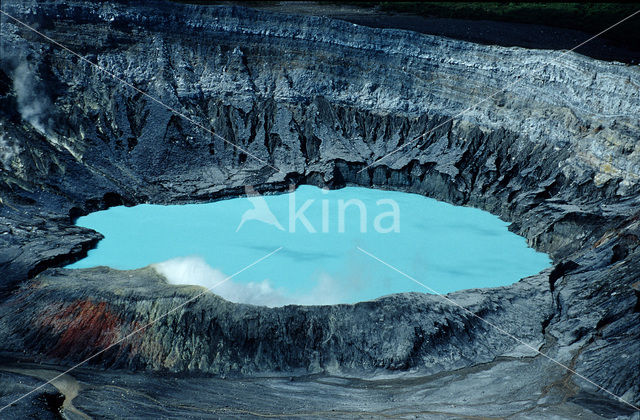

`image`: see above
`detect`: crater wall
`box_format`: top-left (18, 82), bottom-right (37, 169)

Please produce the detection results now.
top-left (0, 0), bottom-right (639, 414)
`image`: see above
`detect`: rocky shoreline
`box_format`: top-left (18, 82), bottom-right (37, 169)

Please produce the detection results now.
top-left (0, 1), bottom-right (639, 417)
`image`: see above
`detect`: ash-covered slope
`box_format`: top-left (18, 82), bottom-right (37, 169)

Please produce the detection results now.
top-left (0, 0), bottom-right (639, 417)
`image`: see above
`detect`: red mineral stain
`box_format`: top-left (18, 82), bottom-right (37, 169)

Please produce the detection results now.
top-left (37, 299), bottom-right (142, 360)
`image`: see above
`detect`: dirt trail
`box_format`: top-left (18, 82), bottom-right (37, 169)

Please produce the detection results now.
top-left (0, 366), bottom-right (91, 420)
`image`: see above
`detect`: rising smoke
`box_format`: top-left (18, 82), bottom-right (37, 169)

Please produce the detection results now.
top-left (13, 61), bottom-right (53, 136)
top-left (0, 133), bottom-right (20, 170)
top-left (152, 256), bottom-right (353, 307)
top-left (153, 256), bottom-right (291, 307)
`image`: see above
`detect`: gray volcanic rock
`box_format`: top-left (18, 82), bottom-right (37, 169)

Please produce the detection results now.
top-left (0, 370), bottom-right (64, 419)
top-left (0, 266), bottom-right (553, 375)
top-left (0, 0), bottom-right (639, 418)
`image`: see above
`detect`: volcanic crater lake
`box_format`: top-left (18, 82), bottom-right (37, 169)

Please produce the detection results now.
top-left (68, 186), bottom-right (550, 306)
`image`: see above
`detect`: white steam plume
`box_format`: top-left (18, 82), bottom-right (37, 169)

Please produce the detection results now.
top-left (0, 133), bottom-right (20, 170)
top-left (152, 256), bottom-right (354, 307)
top-left (13, 61), bottom-right (52, 135)
top-left (153, 256), bottom-right (291, 307)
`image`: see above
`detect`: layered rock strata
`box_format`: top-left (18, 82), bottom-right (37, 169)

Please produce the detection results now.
top-left (0, 1), bottom-right (639, 417)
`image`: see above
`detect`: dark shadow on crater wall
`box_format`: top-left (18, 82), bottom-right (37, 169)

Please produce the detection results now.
top-left (220, 1), bottom-right (640, 63)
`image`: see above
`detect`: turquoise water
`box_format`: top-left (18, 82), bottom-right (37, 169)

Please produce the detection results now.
top-left (68, 186), bottom-right (550, 306)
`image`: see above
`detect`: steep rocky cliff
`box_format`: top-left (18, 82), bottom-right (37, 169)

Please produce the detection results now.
top-left (0, 1), bottom-right (639, 418)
